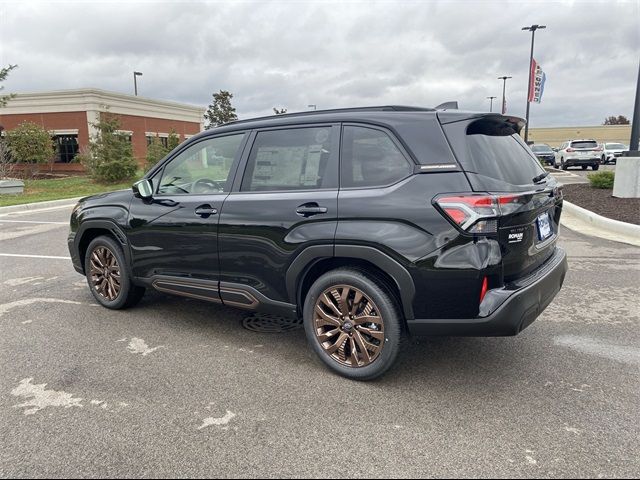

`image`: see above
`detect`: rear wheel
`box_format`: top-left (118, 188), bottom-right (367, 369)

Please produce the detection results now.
top-left (581, 165), bottom-right (588, 170)
top-left (561, 158), bottom-right (567, 170)
top-left (85, 236), bottom-right (145, 309)
top-left (303, 268), bottom-right (402, 381)
top-left (592, 164), bottom-right (599, 171)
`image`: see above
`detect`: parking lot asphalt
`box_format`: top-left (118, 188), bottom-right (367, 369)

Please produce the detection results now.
top-left (0, 203), bottom-right (639, 478)
top-left (548, 164), bottom-right (615, 185)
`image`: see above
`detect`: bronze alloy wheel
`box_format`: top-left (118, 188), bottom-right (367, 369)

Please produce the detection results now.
top-left (89, 246), bottom-right (121, 301)
top-left (313, 284), bottom-right (385, 368)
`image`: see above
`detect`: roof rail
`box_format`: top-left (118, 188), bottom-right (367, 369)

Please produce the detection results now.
top-left (223, 105), bottom-right (435, 126)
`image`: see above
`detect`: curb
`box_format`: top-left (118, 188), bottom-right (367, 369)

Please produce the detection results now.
top-left (561, 201), bottom-right (640, 247)
top-left (0, 197), bottom-right (83, 215)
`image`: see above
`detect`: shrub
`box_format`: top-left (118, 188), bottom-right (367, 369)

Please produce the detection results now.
top-left (81, 114), bottom-right (138, 183)
top-left (4, 121), bottom-right (54, 164)
top-left (587, 171), bottom-right (615, 189)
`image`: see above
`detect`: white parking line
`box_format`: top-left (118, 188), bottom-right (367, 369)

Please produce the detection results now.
top-left (0, 204), bottom-right (75, 218)
top-left (0, 253), bottom-right (71, 260)
top-left (0, 220), bottom-right (68, 225)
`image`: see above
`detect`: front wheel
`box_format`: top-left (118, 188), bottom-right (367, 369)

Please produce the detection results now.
top-left (561, 158), bottom-right (567, 170)
top-left (303, 268), bottom-right (402, 381)
top-left (85, 235), bottom-right (145, 309)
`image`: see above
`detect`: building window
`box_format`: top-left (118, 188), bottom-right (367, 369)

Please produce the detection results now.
top-left (53, 135), bottom-right (79, 163)
top-left (146, 133), bottom-right (168, 148)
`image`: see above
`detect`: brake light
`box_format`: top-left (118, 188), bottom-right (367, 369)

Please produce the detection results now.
top-left (480, 276), bottom-right (489, 303)
top-left (595, 146), bottom-right (603, 151)
top-left (566, 148), bottom-right (575, 152)
top-left (435, 193), bottom-right (526, 233)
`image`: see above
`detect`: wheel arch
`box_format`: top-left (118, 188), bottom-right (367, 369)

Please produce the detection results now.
top-left (287, 245), bottom-right (415, 322)
top-left (76, 221), bottom-right (129, 274)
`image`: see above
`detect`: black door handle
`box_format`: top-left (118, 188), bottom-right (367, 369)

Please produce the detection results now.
top-left (296, 203), bottom-right (328, 217)
top-left (195, 205), bottom-right (218, 217)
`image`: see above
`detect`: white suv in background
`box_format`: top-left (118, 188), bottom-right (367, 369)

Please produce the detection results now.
top-left (600, 142), bottom-right (628, 164)
top-left (555, 139), bottom-right (602, 170)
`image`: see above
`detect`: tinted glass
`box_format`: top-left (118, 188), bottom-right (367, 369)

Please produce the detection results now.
top-left (532, 144), bottom-right (553, 153)
top-left (570, 141), bottom-right (598, 149)
top-left (241, 127), bottom-right (335, 192)
top-left (157, 134), bottom-right (244, 195)
top-left (341, 126), bottom-right (412, 188)
top-left (463, 133), bottom-right (545, 188)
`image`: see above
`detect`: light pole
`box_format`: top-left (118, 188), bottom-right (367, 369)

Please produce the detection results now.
top-left (522, 25), bottom-right (546, 143)
top-left (486, 96), bottom-right (497, 112)
top-left (627, 59), bottom-right (640, 156)
top-left (307, 104), bottom-right (317, 111)
top-left (498, 76), bottom-right (512, 114)
top-left (133, 71), bottom-right (143, 96)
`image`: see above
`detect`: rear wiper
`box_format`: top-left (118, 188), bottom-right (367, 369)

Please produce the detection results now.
top-left (533, 172), bottom-right (550, 184)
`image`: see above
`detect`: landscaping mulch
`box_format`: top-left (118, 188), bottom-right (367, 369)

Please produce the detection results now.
top-left (562, 183), bottom-right (640, 225)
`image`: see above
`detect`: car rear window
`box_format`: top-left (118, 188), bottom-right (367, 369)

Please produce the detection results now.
top-left (570, 141), bottom-right (598, 149)
top-left (463, 134), bottom-right (545, 188)
top-left (532, 145), bottom-right (553, 153)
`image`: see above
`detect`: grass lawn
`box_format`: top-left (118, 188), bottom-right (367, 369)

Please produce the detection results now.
top-left (0, 176), bottom-right (138, 207)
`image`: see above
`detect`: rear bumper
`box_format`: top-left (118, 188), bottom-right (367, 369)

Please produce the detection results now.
top-left (565, 157), bottom-right (599, 164)
top-left (407, 247), bottom-right (568, 336)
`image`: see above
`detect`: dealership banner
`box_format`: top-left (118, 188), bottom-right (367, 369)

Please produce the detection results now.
top-left (528, 59), bottom-right (546, 103)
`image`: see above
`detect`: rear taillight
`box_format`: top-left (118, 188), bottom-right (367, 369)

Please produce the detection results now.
top-left (435, 193), bottom-right (526, 234)
top-left (595, 146), bottom-right (603, 151)
top-left (566, 148), bottom-right (575, 152)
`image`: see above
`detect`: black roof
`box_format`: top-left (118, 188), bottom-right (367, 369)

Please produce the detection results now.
top-left (224, 105), bottom-right (436, 127)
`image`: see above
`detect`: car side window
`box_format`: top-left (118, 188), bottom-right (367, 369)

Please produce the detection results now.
top-left (240, 127), bottom-right (336, 192)
top-left (340, 125), bottom-right (412, 188)
top-left (157, 134), bottom-right (245, 195)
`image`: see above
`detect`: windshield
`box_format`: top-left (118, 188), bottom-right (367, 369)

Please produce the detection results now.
top-left (532, 145), bottom-right (553, 153)
top-left (606, 143), bottom-right (626, 149)
top-left (571, 141), bottom-right (598, 149)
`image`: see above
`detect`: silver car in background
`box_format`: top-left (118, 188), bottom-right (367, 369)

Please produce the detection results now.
top-left (600, 142), bottom-right (628, 164)
top-left (555, 139), bottom-right (602, 170)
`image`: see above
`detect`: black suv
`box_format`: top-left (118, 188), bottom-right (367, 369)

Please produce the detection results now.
top-left (68, 106), bottom-right (568, 380)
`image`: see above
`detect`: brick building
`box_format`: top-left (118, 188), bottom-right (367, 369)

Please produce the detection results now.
top-left (0, 88), bottom-right (205, 171)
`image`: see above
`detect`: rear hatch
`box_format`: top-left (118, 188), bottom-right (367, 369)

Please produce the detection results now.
top-left (569, 140), bottom-right (600, 156)
top-left (437, 112), bottom-right (563, 281)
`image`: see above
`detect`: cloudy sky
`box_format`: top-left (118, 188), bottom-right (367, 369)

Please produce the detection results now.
top-left (1, 0), bottom-right (638, 127)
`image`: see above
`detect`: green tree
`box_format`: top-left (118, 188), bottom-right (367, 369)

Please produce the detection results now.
top-left (5, 121), bottom-right (55, 164)
top-left (80, 113), bottom-right (138, 183)
top-left (273, 107), bottom-right (288, 115)
top-left (145, 135), bottom-right (168, 170)
top-left (167, 129), bottom-right (181, 150)
top-left (0, 64), bottom-right (18, 107)
top-left (603, 115), bottom-right (630, 125)
top-left (204, 90), bottom-right (238, 128)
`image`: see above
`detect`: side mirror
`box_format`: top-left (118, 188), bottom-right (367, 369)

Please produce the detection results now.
top-left (133, 179), bottom-right (153, 199)
top-left (552, 148), bottom-right (558, 152)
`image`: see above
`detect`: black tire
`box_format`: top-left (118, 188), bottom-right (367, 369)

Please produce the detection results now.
top-left (561, 158), bottom-right (567, 170)
top-left (592, 164), bottom-right (599, 171)
top-left (303, 268), bottom-right (403, 381)
top-left (581, 165), bottom-right (588, 170)
top-left (601, 155), bottom-right (607, 165)
top-left (84, 235), bottom-right (145, 309)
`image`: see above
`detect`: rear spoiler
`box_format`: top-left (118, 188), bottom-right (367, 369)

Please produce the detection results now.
top-left (434, 101), bottom-right (459, 110)
top-left (437, 112), bottom-right (526, 135)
